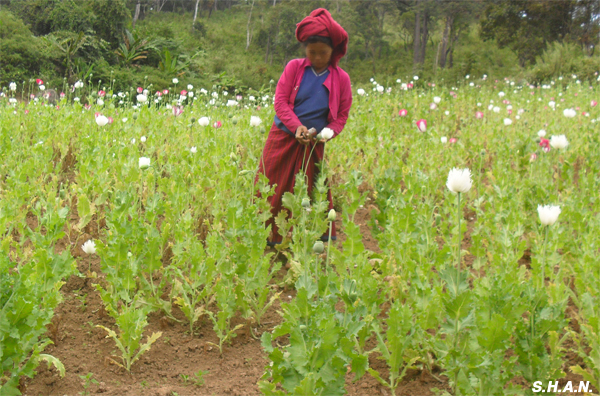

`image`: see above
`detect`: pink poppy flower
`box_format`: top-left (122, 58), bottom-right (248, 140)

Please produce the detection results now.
top-left (213, 121), bottom-right (222, 128)
top-left (60, 92), bottom-right (65, 98)
top-left (475, 111), bottom-right (484, 119)
top-left (530, 153), bottom-right (537, 162)
top-left (407, 83), bottom-right (414, 89)
top-left (172, 106), bottom-right (184, 117)
top-left (98, 90), bottom-right (106, 97)
top-left (24, 110), bottom-right (29, 114)
top-left (398, 109), bottom-right (408, 117)
top-left (180, 90), bottom-right (187, 96)
top-left (163, 89), bottom-right (169, 95)
top-left (236, 95), bottom-right (243, 101)
top-left (137, 87), bottom-right (143, 94)
top-left (449, 138), bottom-right (457, 143)
top-left (416, 119), bottom-right (427, 132)
top-left (36, 79), bottom-right (43, 85)
top-left (591, 100), bottom-right (597, 107)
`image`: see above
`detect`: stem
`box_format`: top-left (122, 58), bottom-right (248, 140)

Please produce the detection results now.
top-left (477, 155), bottom-right (483, 202)
top-left (302, 209), bottom-right (307, 258)
top-left (301, 145), bottom-right (308, 175)
top-left (326, 221), bottom-right (332, 277)
top-left (321, 142), bottom-right (327, 179)
top-left (315, 254), bottom-right (319, 300)
top-left (456, 192), bottom-right (462, 293)
top-left (140, 171), bottom-right (145, 214)
top-left (541, 225), bottom-right (549, 288)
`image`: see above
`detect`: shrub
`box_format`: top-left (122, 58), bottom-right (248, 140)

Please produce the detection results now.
top-left (0, 10), bottom-right (48, 85)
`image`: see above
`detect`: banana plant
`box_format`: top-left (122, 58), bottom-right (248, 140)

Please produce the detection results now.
top-left (114, 29), bottom-right (158, 67)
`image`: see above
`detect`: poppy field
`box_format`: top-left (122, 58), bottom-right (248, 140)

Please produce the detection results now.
top-left (0, 76), bottom-right (599, 396)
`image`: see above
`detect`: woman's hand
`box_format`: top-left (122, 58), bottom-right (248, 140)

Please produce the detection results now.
top-left (295, 126), bottom-right (311, 146)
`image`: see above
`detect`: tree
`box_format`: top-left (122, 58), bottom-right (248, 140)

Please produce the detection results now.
top-left (437, 0), bottom-right (483, 69)
top-left (349, 0), bottom-right (396, 74)
top-left (570, 0), bottom-right (600, 56)
top-left (392, 0), bottom-right (437, 69)
top-left (91, 0), bottom-right (130, 49)
top-left (0, 10), bottom-right (47, 84)
top-left (246, 0), bottom-right (255, 51)
top-left (480, 0), bottom-right (577, 67)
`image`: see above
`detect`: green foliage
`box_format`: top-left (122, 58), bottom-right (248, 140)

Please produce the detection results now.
top-left (528, 41), bottom-right (600, 83)
top-left (89, 0), bottom-right (130, 49)
top-left (0, 198), bottom-right (75, 394)
top-left (368, 302), bottom-right (420, 395)
top-left (44, 31), bottom-right (88, 79)
top-left (158, 49), bottom-right (189, 76)
top-left (47, 0), bottom-right (95, 33)
top-left (115, 29), bottom-right (159, 67)
top-left (96, 301), bottom-right (162, 372)
top-left (0, 11), bottom-right (47, 84)
top-left (7, 0), bottom-right (56, 36)
top-left (480, 0), bottom-right (577, 67)
top-left (259, 284), bottom-right (363, 395)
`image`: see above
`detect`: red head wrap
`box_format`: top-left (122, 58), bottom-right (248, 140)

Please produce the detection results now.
top-left (295, 8), bottom-right (348, 68)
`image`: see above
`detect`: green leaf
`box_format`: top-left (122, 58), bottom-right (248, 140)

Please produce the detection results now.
top-left (76, 194), bottom-right (95, 231)
top-left (569, 365), bottom-right (597, 385)
top-left (476, 313), bottom-right (509, 351)
top-left (35, 354), bottom-right (65, 377)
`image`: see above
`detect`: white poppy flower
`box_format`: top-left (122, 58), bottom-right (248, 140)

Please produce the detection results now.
top-left (537, 205), bottom-right (561, 226)
top-left (81, 240), bottom-right (96, 254)
top-left (550, 135), bottom-right (568, 149)
top-left (446, 168), bottom-right (472, 193)
top-left (139, 157), bottom-right (151, 169)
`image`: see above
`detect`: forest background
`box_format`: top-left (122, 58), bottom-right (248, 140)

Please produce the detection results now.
top-left (0, 0), bottom-right (599, 94)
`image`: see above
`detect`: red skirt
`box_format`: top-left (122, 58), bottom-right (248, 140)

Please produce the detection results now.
top-left (255, 123), bottom-right (336, 244)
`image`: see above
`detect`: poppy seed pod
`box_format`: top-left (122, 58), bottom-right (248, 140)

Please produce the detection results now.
top-left (313, 241), bottom-right (324, 254)
top-left (301, 198), bottom-right (310, 208)
top-left (328, 209), bottom-right (336, 221)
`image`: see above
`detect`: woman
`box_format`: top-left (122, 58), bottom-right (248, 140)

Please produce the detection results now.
top-left (256, 8), bottom-right (353, 247)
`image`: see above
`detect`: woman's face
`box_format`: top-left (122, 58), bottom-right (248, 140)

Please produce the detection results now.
top-left (305, 41), bottom-right (333, 72)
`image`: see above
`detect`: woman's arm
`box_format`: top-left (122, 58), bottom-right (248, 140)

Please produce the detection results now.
top-left (325, 71), bottom-right (353, 140)
top-left (274, 60), bottom-right (303, 133)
